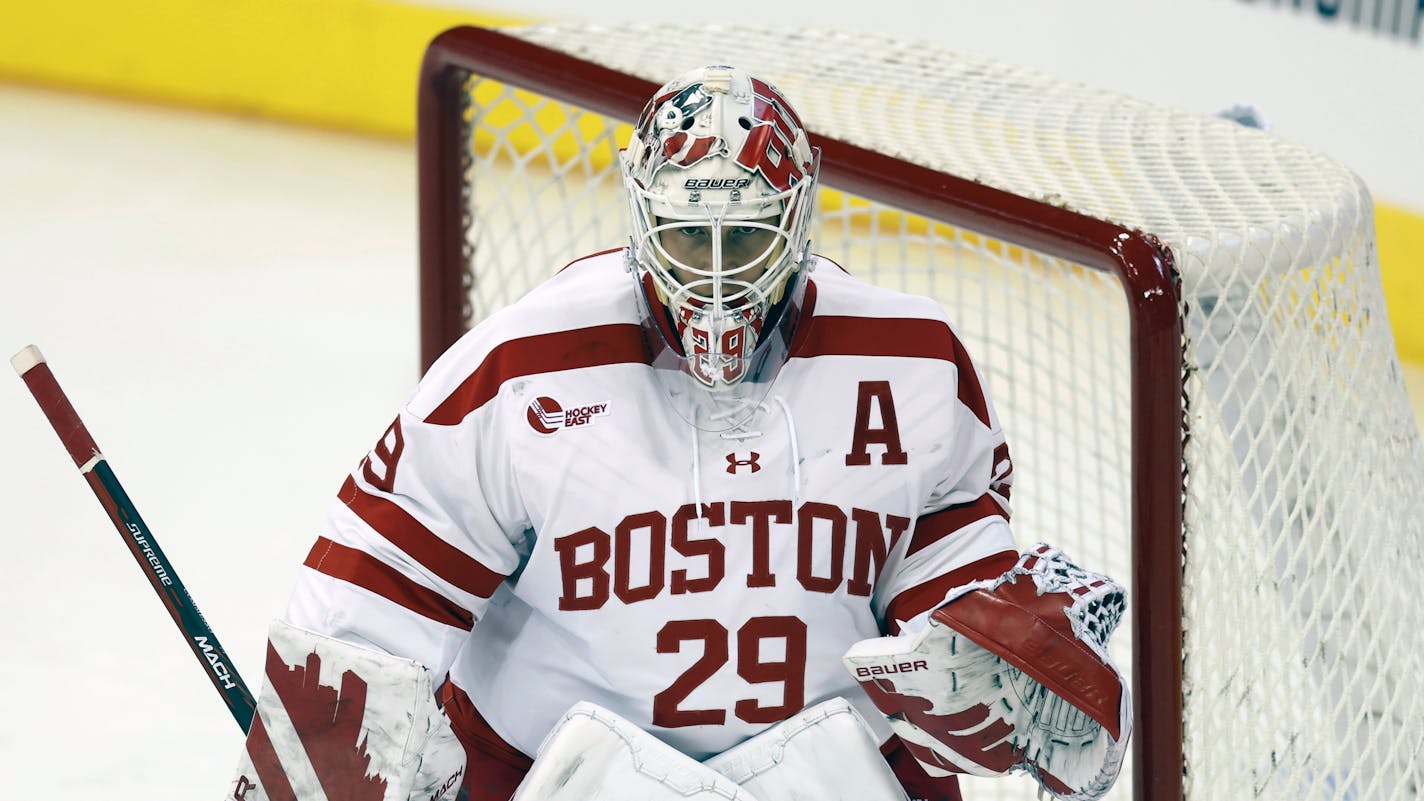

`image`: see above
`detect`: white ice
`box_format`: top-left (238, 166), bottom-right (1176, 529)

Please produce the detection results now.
top-left (1, 84), bottom-right (421, 797)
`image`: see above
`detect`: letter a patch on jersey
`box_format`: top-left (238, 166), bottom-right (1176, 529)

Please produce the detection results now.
top-left (845, 381), bottom-right (908, 466)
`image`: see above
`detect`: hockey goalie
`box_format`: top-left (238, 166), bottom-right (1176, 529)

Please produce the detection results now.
top-left (225, 63), bottom-right (1129, 801)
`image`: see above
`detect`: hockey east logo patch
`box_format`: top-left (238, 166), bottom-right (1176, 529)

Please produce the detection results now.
top-left (527, 396), bottom-right (610, 435)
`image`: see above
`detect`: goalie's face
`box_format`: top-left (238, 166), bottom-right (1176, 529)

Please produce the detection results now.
top-left (653, 216), bottom-right (786, 295)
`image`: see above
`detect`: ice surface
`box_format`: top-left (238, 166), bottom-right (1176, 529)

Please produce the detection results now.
top-left (0, 84), bottom-right (419, 797)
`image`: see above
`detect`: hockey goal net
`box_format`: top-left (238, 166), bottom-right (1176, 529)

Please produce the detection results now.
top-left (416, 24), bottom-right (1424, 801)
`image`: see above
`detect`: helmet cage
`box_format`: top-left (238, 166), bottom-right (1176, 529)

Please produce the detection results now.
top-left (624, 152), bottom-right (819, 391)
top-left (619, 65), bottom-right (821, 411)
top-left (630, 172), bottom-right (812, 298)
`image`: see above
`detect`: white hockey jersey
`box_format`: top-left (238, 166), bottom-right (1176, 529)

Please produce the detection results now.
top-left (285, 249), bottom-right (1016, 762)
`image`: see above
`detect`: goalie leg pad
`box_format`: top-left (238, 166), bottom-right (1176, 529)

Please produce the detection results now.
top-left (227, 620), bottom-right (465, 801)
top-left (512, 702), bottom-right (752, 801)
top-left (704, 697), bottom-right (909, 801)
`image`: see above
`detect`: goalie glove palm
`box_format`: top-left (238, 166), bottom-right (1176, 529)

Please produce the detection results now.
top-left (843, 544), bottom-right (1130, 801)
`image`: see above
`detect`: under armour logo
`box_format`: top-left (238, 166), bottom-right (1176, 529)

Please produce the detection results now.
top-left (726, 452), bottom-right (761, 474)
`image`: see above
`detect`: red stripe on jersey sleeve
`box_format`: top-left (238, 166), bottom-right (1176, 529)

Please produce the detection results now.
top-left (906, 494), bottom-right (1009, 558)
top-left (339, 475), bottom-right (505, 599)
top-left (883, 550), bottom-right (1019, 634)
top-left (244, 712), bottom-right (300, 801)
top-left (425, 323), bottom-right (649, 425)
top-left (303, 537), bottom-right (475, 630)
top-left (790, 311), bottom-right (991, 427)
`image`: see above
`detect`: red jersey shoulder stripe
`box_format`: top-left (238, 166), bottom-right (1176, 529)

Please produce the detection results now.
top-left (557, 247), bottom-right (624, 274)
top-left (792, 314), bottom-right (953, 360)
top-left (789, 304), bottom-right (992, 427)
top-left (338, 475), bottom-right (506, 599)
top-left (425, 324), bottom-right (648, 425)
top-left (303, 536), bottom-right (475, 630)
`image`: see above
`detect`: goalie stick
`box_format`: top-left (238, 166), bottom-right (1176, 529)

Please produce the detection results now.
top-left (11, 345), bottom-right (256, 732)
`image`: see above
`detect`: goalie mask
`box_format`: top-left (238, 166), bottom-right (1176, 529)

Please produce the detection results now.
top-left (622, 65), bottom-right (820, 429)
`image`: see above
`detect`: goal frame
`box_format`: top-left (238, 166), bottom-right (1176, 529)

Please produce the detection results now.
top-left (414, 25), bottom-right (1185, 801)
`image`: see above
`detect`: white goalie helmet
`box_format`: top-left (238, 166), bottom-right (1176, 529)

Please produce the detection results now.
top-left (621, 65), bottom-right (820, 402)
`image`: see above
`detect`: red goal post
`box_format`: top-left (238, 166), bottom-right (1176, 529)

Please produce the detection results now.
top-left (413, 23), bottom-right (1424, 801)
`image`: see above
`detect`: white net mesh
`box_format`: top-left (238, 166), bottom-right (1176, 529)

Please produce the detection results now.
top-left (440, 23), bottom-right (1424, 801)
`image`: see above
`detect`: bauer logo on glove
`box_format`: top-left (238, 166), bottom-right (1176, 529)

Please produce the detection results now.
top-left (842, 544), bottom-right (1130, 801)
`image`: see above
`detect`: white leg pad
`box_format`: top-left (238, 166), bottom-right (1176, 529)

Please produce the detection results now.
top-left (512, 702), bottom-right (754, 801)
top-left (704, 698), bottom-right (909, 801)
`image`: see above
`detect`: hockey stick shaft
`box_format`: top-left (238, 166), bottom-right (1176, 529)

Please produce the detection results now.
top-left (11, 345), bottom-right (255, 732)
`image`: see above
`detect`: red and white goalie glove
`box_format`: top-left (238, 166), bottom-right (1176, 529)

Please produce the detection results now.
top-left (843, 544), bottom-right (1130, 801)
